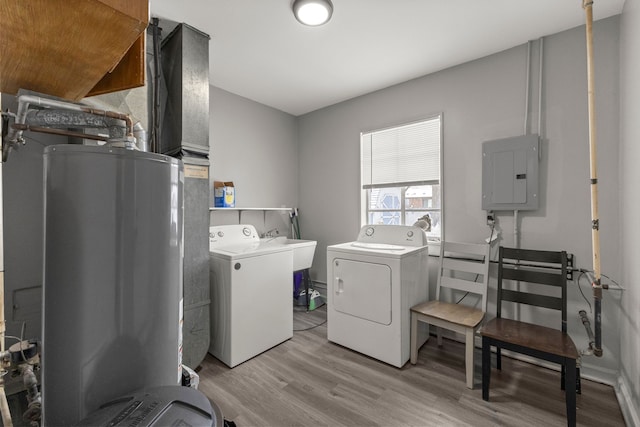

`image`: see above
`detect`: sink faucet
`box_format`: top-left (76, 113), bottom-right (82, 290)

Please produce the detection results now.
top-left (261, 228), bottom-right (279, 238)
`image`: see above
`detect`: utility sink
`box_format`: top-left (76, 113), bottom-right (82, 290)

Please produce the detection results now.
top-left (261, 236), bottom-right (317, 271)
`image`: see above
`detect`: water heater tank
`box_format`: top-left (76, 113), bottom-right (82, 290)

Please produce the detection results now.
top-left (42, 145), bottom-right (184, 425)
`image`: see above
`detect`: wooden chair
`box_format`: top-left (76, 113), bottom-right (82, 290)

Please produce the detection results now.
top-left (480, 247), bottom-right (580, 427)
top-left (410, 241), bottom-right (490, 389)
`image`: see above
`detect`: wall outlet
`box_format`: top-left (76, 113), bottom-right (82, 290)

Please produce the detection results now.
top-left (486, 211), bottom-right (495, 225)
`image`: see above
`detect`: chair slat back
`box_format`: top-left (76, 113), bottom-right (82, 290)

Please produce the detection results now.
top-left (501, 289), bottom-right (564, 311)
top-left (501, 268), bottom-right (565, 287)
top-left (436, 241), bottom-right (491, 311)
top-left (497, 246), bottom-right (568, 332)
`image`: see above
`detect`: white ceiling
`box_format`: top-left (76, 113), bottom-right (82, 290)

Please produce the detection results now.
top-left (150, 0), bottom-right (625, 116)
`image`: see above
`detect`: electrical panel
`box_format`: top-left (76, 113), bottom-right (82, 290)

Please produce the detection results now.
top-left (482, 134), bottom-right (540, 211)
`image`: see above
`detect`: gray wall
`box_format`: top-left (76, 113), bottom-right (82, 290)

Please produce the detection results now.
top-left (297, 17), bottom-right (621, 385)
top-left (208, 86), bottom-right (299, 235)
top-left (619, 0), bottom-right (640, 425)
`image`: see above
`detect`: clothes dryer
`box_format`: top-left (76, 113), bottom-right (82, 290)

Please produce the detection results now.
top-left (327, 225), bottom-right (430, 367)
top-left (209, 224), bottom-right (293, 367)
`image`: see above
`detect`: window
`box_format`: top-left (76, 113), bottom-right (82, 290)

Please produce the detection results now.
top-left (360, 115), bottom-right (442, 240)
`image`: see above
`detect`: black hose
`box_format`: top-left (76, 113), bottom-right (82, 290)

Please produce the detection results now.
top-left (151, 18), bottom-right (162, 153)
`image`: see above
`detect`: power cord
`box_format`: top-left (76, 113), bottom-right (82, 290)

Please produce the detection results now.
top-left (293, 319), bottom-right (327, 332)
top-left (576, 270), bottom-right (593, 313)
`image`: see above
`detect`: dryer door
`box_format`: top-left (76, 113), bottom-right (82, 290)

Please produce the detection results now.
top-left (332, 258), bottom-right (392, 325)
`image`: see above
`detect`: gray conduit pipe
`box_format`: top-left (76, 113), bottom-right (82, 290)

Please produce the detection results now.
top-left (3, 93), bottom-right (135, 161)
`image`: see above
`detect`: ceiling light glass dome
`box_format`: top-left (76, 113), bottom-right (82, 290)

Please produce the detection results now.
top-left (292, 0), bottom-right (333, 26)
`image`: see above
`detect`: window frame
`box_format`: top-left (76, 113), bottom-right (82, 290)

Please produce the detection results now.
top-left (359, 114), bottom-right (444, 241)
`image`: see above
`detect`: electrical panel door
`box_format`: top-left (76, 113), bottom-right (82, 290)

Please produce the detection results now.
top-left (482, 134), bottom-right (540, 211)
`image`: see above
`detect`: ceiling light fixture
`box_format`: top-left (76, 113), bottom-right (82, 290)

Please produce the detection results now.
top-left (292, 0), bottom-right (333, 26)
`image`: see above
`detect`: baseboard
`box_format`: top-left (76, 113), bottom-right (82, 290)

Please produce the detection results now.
top-left (579, 360), bottom-right (618, 386)
top-left (616, 375), bottom-right (640, 427)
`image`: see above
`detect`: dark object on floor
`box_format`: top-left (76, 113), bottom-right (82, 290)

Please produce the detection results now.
top-left (295, 288), bottom-right (325, 310)
top-left (480, 247), bottom-right (580, 427)
top-left (75, 385), bottom-right (223, 426)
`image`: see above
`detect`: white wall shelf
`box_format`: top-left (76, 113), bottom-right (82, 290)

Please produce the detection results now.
top-left (209, 207), bottom-right (292, 211)
top-left (209, 207), bottom-right (292, 223)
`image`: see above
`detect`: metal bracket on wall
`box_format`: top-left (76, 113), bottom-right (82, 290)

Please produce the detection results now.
top-left (567, 253), bottom-right (574, 281)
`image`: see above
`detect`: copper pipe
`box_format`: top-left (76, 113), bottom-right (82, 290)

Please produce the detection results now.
top-left (82, 107), bottom-right (133, 136)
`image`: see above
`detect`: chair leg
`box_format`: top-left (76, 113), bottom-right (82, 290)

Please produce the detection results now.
top-left (565, 358), bottom-right (577, 427)
top-left (482, 337), bottom-right (491, 401)
top-left (577, 367), bottom-right (581, 395)
top-left (561, 364), bottom-right (566, 390)
top-left (464, 327), bottom-right (474, 389)
top-left (410, 313), bottom-right (418, 364)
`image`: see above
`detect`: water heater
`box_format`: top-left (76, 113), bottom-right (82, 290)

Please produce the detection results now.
top-left (42, 145), bottom-right (184, 425)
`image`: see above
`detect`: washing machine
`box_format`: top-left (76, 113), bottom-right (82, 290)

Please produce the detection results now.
top-left (327, 224), bottom-right (430, 367)
top-left (209, 224), bottom-right (293, 367)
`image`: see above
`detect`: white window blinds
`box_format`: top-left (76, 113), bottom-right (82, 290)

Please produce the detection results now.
top-left (361, 116), bottom-right (441, 188)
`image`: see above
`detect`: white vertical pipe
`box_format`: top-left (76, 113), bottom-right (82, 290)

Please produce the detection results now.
top-left (514, 209), bottom-right (520, 320)
top-left (583, 0), bottom-right (603, 357)
top-left (514, 209), bottom-right (519, 249)
top-left (538, 37), bottom-right (544, 137)
top-left (524, 41), bottom-right (532, 135)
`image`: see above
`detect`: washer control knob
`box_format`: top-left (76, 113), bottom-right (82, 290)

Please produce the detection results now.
top-left (234, 263), bottom-right (241, 270)
top-left (242, 227), bottom-right (252, 236)
top-left (365, 227), bottom-right (375, 236)
top-left (217, 231), bottom-right (224, 237)
top-left (407, 230), bottom-right (414, 238)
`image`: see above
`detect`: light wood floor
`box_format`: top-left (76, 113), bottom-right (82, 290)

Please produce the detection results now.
top-left (197, 305), bottom-right (625, 426)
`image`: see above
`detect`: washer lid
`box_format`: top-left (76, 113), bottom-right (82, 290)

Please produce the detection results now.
top-left (351, 242), bottom-right (406, 251)
top-left (210, 240), bottom-right (292, 260)
top-left (327, 241), bottom-right (427, 258)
